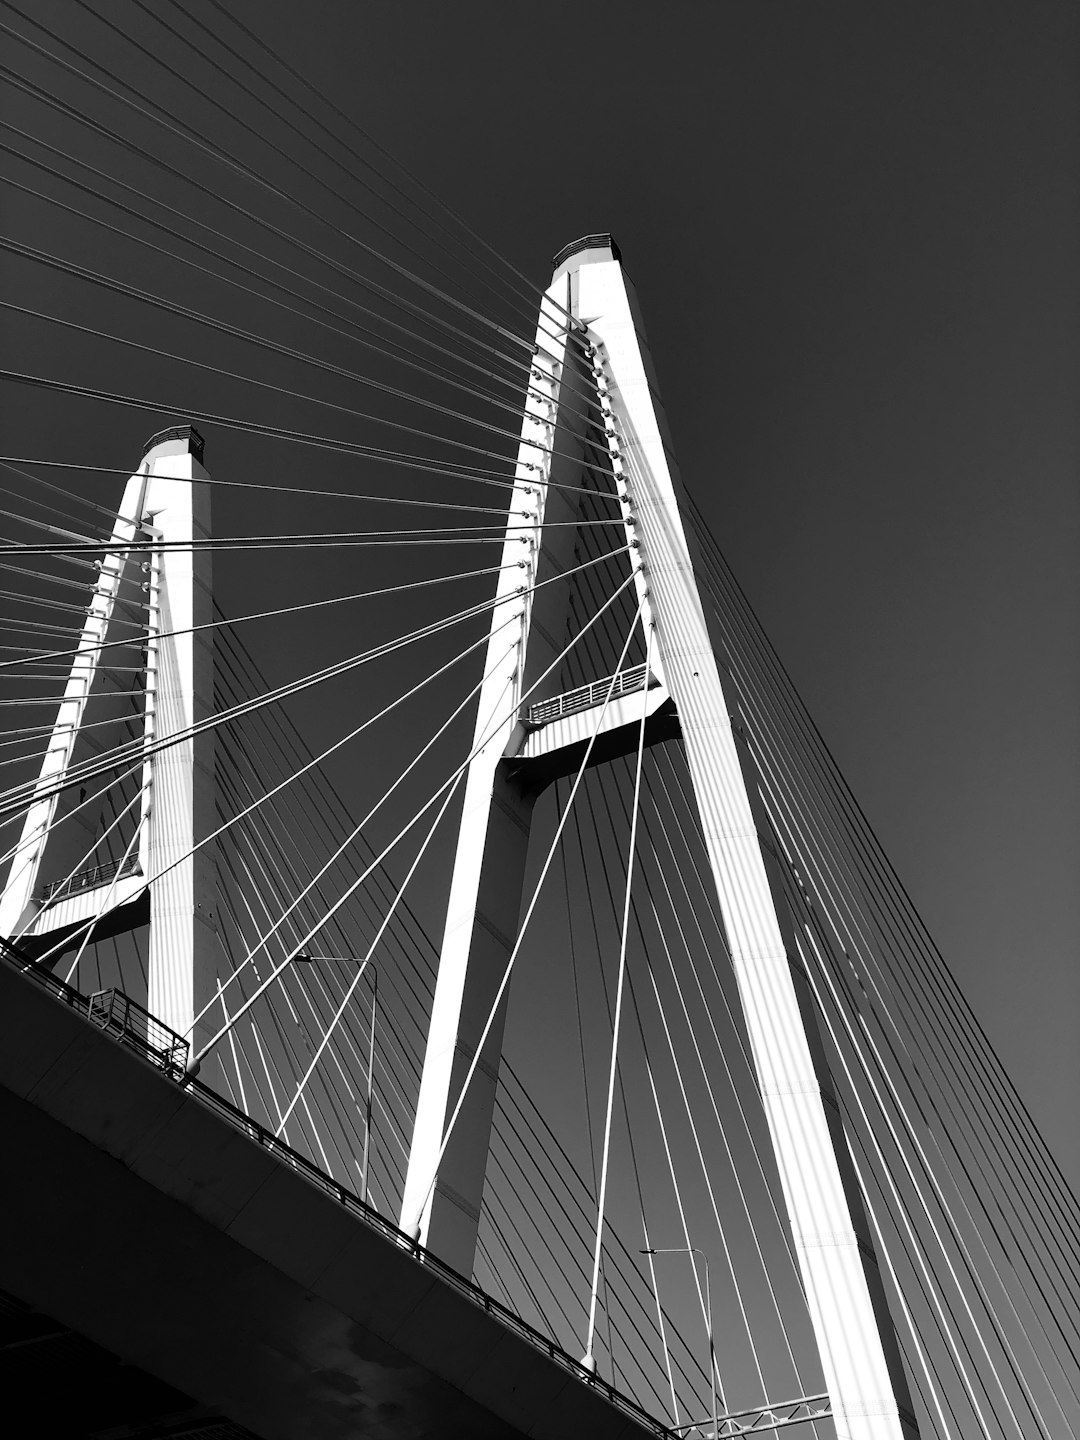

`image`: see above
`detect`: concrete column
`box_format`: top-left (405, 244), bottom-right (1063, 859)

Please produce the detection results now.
top-left (400, 292), bottom-right (596, 1272)
top-left (140, 427), bottom-right (217, 1049)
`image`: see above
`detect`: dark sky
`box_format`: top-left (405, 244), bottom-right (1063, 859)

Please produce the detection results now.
top-left (2, 0), bottom-right (1076, 1189)
top-left (261, 0), bottom-right (1080, 1178)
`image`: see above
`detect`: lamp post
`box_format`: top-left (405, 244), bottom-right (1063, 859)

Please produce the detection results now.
top-left (361, 963), bottom-right (377, 1205)
top-left (641, 1245), bottom-right (717, 1440)
top-left (295, 953), bottom-right (378, 1206)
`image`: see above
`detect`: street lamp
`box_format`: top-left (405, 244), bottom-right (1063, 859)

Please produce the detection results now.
top-left (640, 1245), bottom-right (717, 1440)
top-left (295, 952), bottom-right (378, 1206)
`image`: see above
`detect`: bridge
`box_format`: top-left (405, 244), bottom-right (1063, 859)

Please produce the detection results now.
top-left (1, 9), bottom-right (1078, 1440)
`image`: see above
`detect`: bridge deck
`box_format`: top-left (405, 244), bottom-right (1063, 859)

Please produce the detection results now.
top-left (0, 956), bottom-right (665, 1440)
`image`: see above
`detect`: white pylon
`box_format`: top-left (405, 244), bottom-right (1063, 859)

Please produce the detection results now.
top-left (399, 285), bottom-right (590, 1265)
top-left (0, 425), bottom-right (217, 1046)
top-left (399, 262), bottom-right (677, 1271)
top-left (403, 238), bottom-right (919, 1439)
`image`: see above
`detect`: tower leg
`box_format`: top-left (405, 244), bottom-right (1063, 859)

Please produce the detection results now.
top-left (140, 429), bottom-right (217, 1048)
top-left (400, 294), bottom-right (595, 1269)
top-left (405, 764), bottom-right (539, 1269)
top-left (571, 239), bottom-right (918, 1438)
top-left (405, 235), bottom-right (918, 1440)
top-left (1, 425), bottom-right (218, 1050)
top-left (0, 473), bottom-right (151, 942)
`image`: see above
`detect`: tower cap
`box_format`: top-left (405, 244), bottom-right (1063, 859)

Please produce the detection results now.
top-left (551, 233), bottom-right (621, 271)
top-left (141, 423), bottom-right (205, 466)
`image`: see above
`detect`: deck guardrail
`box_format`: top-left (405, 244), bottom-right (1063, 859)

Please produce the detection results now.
top-left (86, 987), bottom-right (188, 1073)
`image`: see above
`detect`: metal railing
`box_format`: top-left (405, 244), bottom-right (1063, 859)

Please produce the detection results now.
top-left (672, 1394), bottom-right (832, 1436)
top-left (526, 662), bottom-right (654, 728)
top-left (86, 987), bottom-right (188, 1074)
top-left (39, 853), bottom-right (141, 905)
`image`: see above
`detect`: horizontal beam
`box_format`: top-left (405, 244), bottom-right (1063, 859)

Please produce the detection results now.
top-left (507, 684), bottom-right (680, 793)
top-left (16, 886), bottom-right (149, 964)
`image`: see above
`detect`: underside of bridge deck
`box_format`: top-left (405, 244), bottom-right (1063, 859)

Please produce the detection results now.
top-left (0, 1283), bottom-right (262, 1439)
top-left (0, 959), bottom-right (662, 1440)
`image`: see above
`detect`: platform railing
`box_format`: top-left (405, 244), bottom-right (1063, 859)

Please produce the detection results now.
top-left (526, 662), bottom-right (655, 728)
top-left (39, 853), bottom-right (142, 906)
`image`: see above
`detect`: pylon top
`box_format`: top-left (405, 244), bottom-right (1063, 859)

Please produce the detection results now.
top-left (551, 234), bottom-right (621, 278)
top-left (141, 424), bottom-right (205, 466)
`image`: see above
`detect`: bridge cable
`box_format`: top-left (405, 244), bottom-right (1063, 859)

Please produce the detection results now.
top-left (590, 619), bottom-right (733, 1404)
top-left (187, 574), bottom-right (640, 1052)
top-left (0, 364), bottom-right (625, 498)
top-left (689, 496), bottom-right (1080, 1270)
top-left (0, 550), bottom-right (633, 820)
top-left (0, 254), bottom-right (609, 463)
top-left (567, 541), bottom-right (973, 1416)
top-left (112, 0), bottom-right (541, 337)
top-left (194, 0), bottom-right (583, 328)
top-left (634, 814), bottom-right (820, 1412)
top-left (0, 447), bottom-right (622, 515)
top-left (190, 648), bottom-right (521, 1076)
top-left (214, 627), bottom-right (485, 1184)
top-left (402, 598), bottom-right (646, 1239)
top-left (563, 779), bottom-right (704, 1408)
top-left (123, 0), bottom-right (591, 360)
top-left (0, 11), bottom-right (548, 364)
top-left (0, 123), bottom-right (608, 425)
top-left (139, 0), bottom-right (588, 370)
top-left (577, 745), bottom-right (778, 1410)
top-left (696, 530), bottom-right (1080, 1386)
top-left (557, 629), bottom-right (740, 1404)
top-left (0, 560), bottom-right (517, 674)
top-left (493, 1054), bottom-right (715, 1405)
top-left (11, 618), bottom-right (519, 980)
top-left (0, 452), bottom-right (536, 523)
top-left (791, 878), bottom-right (1063, 1437)
top-left (210, 729), bottom-right (385, 1164)
top-left (751, 691), bottom-right (1080, 1424)
top-left (676, 590), bottom-right (1077, 1422)
top-left (679, 501), bottom-right (1080, 1388)
top-left (0, 286), bottom-right (592, 489)
top-left (209, 692), bottom-right (417, 1177)
top-left (846, 1124), bottom-right (963, 1440)
top-left (4, 606), bottom-right (517, 979)
top-left (711, 578), bottom-right (1080, 1342)
top-left (0, 123), bottom-right (580, 412)
top-left (272, 773), bottom-right (464, 1140)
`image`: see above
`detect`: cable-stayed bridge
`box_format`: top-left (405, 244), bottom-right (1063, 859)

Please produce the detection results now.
top-left (0, 7), bottom-right (1077, 1440)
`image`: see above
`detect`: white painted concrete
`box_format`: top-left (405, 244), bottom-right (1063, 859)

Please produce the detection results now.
top-left (570, 241), bottom-right (918, 1439)
top-left (139, 437), bottom-right (217, 1046)
top-left (1, 432), bottom-right (217, 1049)
top-left (0, 471), bottom-right (152, 940)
